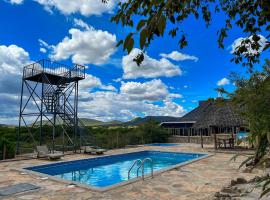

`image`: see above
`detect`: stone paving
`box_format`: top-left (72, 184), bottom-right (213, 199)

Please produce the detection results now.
top-left (0, 144), bottom-right (262, 200)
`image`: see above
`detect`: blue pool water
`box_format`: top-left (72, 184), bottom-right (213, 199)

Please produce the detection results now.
top-left (237, 132), bottom-right (249, 140)
top-left (25, 151), bottom-right (206, 188)
top-left (145, 143), bottom-right (178, 147)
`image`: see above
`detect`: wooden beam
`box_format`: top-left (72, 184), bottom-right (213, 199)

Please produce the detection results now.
top-left (214, 127), bottom-right (217, 150)
top-left (200, 129), bottom-right (204, 148)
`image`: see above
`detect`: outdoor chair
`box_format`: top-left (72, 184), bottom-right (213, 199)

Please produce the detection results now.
top-left (36, 145), bottom-right (64, 160)
top-left (216, 135), bottom-right (235, 149)
top-left (80, 146), bottom-right (106, 155)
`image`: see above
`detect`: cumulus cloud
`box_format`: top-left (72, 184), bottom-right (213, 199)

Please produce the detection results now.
top-left (0, 44), bottom-right (30, 75)
top-left (217, 77), bottom-right (230, 86)
top-left (40, 48), bottom-right (47, 53)
top-left (33, 0), bottom-right (118, 16)
top-left (231, 34), bottom-right (268, 55)
top-left (6, 0), bottom-right (24, 4)
top-left (120, 79), bottom-right (169, 101)
top-left (122, 48), bottom-right (182, 79)
top-left (49, 20), bottom-right (117, 65)
top-left (0, 44), bottom-right (32, 124)
top-left (78, 90), bottom-right (186, 122)
top-left (77, 78), bottom-right (185, 122)
top-left (79, 74), bottom-right (117, 99)
top-left (73, 18), bottom-right (90, 30)
top-left (0, 44), bottom-right (185, 124)
top-left (160, 51), bottom-right (198, 62)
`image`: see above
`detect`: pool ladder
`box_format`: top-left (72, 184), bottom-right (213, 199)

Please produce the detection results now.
top-left (128, 158), bottom-right (153, 180)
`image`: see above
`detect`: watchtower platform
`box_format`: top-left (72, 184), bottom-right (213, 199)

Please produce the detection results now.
top-left (23, 59), bottom-right (85, 85)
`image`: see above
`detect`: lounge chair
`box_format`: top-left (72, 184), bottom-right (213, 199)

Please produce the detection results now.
top-left (36, 145), bottom-right (64, 160)
top-left (81, 146), bottom-right (106, 155)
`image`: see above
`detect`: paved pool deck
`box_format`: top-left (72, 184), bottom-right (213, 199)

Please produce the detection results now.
top-left (0, 144), bottom-right (261, 200)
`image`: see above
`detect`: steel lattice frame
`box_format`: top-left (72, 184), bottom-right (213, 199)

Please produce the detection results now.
top-left (16, 59), bottom-right (84, 155)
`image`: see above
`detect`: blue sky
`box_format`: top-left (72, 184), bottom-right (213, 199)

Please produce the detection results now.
top-left (0, 0), bottom-right (268, 124)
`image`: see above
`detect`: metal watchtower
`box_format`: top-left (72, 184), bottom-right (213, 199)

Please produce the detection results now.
top-left (17, 59), bottom-right (94, 155)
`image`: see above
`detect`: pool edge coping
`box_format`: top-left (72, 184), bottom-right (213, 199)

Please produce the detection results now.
top-left (14, 150), bottom-right (213, 192)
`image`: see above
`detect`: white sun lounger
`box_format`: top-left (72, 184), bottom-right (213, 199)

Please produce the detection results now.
top-left (81, 146), bottom-right (106, 155)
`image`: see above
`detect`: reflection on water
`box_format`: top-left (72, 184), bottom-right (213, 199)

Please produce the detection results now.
top-left (55, 153), bottom-right (202, 187)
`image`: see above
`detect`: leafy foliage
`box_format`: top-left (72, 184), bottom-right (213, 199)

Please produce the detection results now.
top-left (90, 120), bottom-right (169, 149)
top-left (0, 120), bottom-right (169, 159)
top-left (109, 0), bottom-right (270, 67)
top-left (222, 60), bottom-right (270, 198)
top-left (225, 60), bottom-right (270, 163)
top-left (0, 126), bottom-right (17, 159)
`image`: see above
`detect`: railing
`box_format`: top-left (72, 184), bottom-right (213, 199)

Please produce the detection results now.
top-left (128, 158), bottom-right (154, 180)
top-left (128, 159), bottom-right (142, 179)
top-left (23, 59), bottom-right (85, 80)
top-left (137, 158), bottom-right (154, 180)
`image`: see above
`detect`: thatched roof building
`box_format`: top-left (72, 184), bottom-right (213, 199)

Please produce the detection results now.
top-left (191, 99), bottom-right (245, 129)
top-left (161, 98), bottom-right (246, 134)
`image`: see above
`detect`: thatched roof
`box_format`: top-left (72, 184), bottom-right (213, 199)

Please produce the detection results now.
top-left (179, 101), bottom-right (212, 122)
top-left (179, 99), bottom-right (246, 128)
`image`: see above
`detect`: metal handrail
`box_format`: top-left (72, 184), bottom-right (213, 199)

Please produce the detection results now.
top-left (128, 159), bottom-right (142, 179)
top-left (139, 158), bottom-right (154, 180)
top-left (23, 59), bottom-right (86, 80)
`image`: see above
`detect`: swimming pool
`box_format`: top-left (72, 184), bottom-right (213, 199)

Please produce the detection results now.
top-left (145, 143), bottom-right (179, 147)
top-left (25, 151), bottom-right (208, 190)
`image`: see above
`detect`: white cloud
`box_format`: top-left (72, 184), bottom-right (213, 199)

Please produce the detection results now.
top-left (160, 51), bottom-right (198, 62)
top-left (217, 77), bottom-right (230, 86)
top-left (79, 74), bottom-right (102, 91)
top-left (79, 74), bottom-right (117, 98)
top-left (120, 79), bottom-right (169, 101)
top-left (101, 85), bottom-right (117, 91)
top-left (73, 18), bottom-right (90, 30)
top-left (77, 78), bottom-right (185, 122)
top-left (231, 34), bottom-right (268, 55)
top-left (78, 90), bottom-right (186, 122)
top-left (49, 21), bottom-right (117, 65)
top-left (0, 44), bottom-right (186, 124)
top-left (38, 39), bottom-right (52, 49)
top-left (183, 85), bottom-right (188, 89)
top-left (0, 44), bottom-right (32, 124)
top-left (113, 78), bottom-right (122, 82)
top-left (6, 0), bottom-right (23, 4)
top-left (40, 47), bottom-right (47, 53)
top-left (0, 44), bottom-right (30, 75)
top-left (33, 0), bottom-right (119, 16)
top-left (122, 48), bottom-right (182, 79)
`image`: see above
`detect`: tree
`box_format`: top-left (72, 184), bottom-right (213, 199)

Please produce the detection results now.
top-left (107, 0), bottom-right (269, 68)
top-left (218, 60), bottom-right (270, 163)
top-left (0, 126), bottom-right (16, 160)
top-left (221, 60), bottom-right (270, 198)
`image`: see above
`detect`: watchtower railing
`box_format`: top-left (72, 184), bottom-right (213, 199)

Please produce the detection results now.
top-left (23, 59), bottom-right (85, 80)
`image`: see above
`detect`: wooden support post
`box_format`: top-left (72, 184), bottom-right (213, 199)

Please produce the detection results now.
top-left (214, 127), bottom-right (217, 150)
top-left (200, 129), bottom-right (204, 148)
top-left (188, 128), bottom-right (190, 143)
top-left (2, 143), bottom-right (6, 160)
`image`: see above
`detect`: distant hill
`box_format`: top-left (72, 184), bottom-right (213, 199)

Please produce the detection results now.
top-left (123, 116), bottom-right (181, 126)
top-left (80, 118), bottom-right (122, 126)
top-left (31, 116), bottom-right (181, 127)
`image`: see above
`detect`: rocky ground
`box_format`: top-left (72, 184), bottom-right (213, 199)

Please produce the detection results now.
top-left (212, 175), bottom-right (270, 200)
